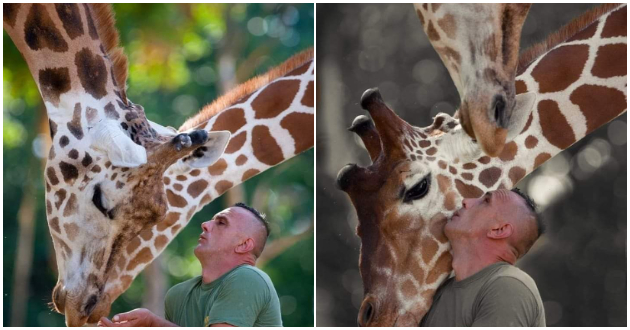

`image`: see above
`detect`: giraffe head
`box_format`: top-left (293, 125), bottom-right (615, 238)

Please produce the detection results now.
top-left (415, 4), bottom-right (531, 157)
top-left (337, 88), bottom-right (535, 326)
top-left (46, 111), bottom-right (230, 325)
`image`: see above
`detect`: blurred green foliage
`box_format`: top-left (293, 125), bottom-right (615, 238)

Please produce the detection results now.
top-left (3, 3), bottom-right (313, 326)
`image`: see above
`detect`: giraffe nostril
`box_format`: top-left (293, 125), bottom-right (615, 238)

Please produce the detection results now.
top-left (358, 300), bottom-right (375, 326)
top-left (493, 94), bottom-right (507, 128)
top-left (52, 283), bottom-right (67, 314)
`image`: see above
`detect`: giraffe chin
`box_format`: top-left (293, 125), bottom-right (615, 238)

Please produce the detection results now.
top-left (63, 294), bottom-right (111, 327)
top-left (473, 122), bottom-right (508, 157)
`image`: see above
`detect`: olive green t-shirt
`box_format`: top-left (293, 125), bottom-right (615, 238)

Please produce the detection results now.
top-left (420, 262), bottom-right (545, 327)
top-left (164, 265), bottom-right (282, 327)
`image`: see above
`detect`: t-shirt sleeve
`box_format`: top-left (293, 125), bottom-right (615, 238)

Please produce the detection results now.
top-left (206, 268), bottom-right (270, 327)
top-left (164, 286), bottom-right (176, 323)
top-left (472, 277), bottom-right (541, 327)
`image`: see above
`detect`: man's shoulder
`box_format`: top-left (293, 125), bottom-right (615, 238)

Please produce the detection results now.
top-left (167, 275), bottom-right (202, 298)
top-left (224, 265), bottom-right (275, 292)
top-left (489, 263), bottom-right (539, 294)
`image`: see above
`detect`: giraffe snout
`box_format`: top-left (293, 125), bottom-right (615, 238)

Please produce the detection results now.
top-left (52, 282), bottom-right (67, 314)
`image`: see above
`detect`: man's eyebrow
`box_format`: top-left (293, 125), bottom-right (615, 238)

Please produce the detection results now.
top-left (215, 215), bottom-right (229, 222)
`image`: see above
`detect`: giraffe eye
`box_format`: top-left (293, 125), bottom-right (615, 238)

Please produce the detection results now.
top-left (403, 175), bottom-right (431, 203)
top-left (92, 184), bottom-right (110, 218)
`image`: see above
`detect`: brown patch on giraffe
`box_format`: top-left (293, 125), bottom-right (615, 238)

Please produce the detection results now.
top-left (567, 20), bottom-right (598, 41)
top-left (302, 81), bottom-right (314, 107)
top-left (116, 254), bottom-right (127, 271)
top-left (63, 193), bottom-right (77, 217)
top-left (432, 3), bottom-right (441, 12)
top-left (175, 175), bottom-right (187, 182)
top-left (187, 180), bottom-right (209, 199)
top-left (48, 120), bottom-right (58, 139)
top-left (498, 141), bottom-right (518, 162)
top-left (68, 149), bottom-right (79, 160)
top-left (515, 80), bottom-right (527, 94)
top-left (285, 61), bottom-right (311, 76)
top-left (252, 126), bottom-right (284, 165)
top-left (591, 44), bottom-right (626, 79)
top-left (534, 153), bottom-right (552, 169)
top-left (46, 183), bottom-right (51, 193)
top-left (3, 4), bottom-right (20, 27)
top-left (93, 248), bottom-right (105, 270)
top-left (49, 217), bottom-right (61, 234)
top-left (54, 189), bottom-right (67, 209)
top-left (479, 167), bottom-right (502, 188)
top-left (38, 68), bottom-right (71, 106)
top-left (53, 235), bottom-right (72, 258)
top-left (601, 5), bottom-right (626, 38)
top-left (126, 247), bottom-right (153, 271)
top-left (83, 4), bottom-right (98, 39)
top-left (419, 140), bottom-right (431, 148)
top-left (225, 132), bottom-right (247, 154)
top-left (444, 191), bottom-right (457, 211)
top-left (81, 153), bottom-right (93, 168)
top-left (190, 169), bottom-right (201, 177)
top-left (483, 33), bottom-right (498, 62)
top-left (435, 46), bottom-right (461, 66)
top-left (126, 236), bottom-right (141, 255)
top-left (58, 161), bottom-right (79, 184)
top-left (525, 136), bottom-right (538, 149)
top-left (436, 174), bottom-right (451, 194)
top-left (437, 14), bottom-right (456, 39)
top-left (63, 223), bottom-right (79, 241)
top-left (59, 136), bottom-right (69, 148)
top-left (171, 224), bottom-right (182, 235)
top-left (48, 146), bottom-right (56, 160)
top-left (438, 160), bottom-right (447, 170)
top-left (186, 207), bottom-right (196, 221)
top-left (215, 180), bottom-right (233, 195)
top-left (24, 4), bottom-right (69, 52)
top-left (125, 111), bottom-right (138, 121)
top-left (173, 183), bottom-right (183, 191)
top-left (401, 279), bottom-right (418, 298)
top-left (155, 235), bottom-right (168, 251)
top-left (538, 100), bottom-right (576, 149)
top-left (163, 177), bottom-right (170, 185)
top-left (531, 45), bottom-right (588, 93)
top-left (426, 147), bottom-right (437, 156)
top-left (104, 102), bottom-right (119, 119)
top-left (66, 103), bottom-right (84, 140)
top-left (462, 163), bottom-right (476, 170)
top-left (426, 251), bottom-right (452, 284)
top-left (46, 200), bottom-right (53, 215)
top-left (211, 108), bottom-right (246, 134)
top-left (75, 47), bottom-right (108, 99)
top-left (55, 4), bottom-right (84, 39)
top-left (416, 9), bottom-right (425, 26)
top-left (235, 155), bottom-right (248, 166)
top-left (455, 179), bottom-right (483, 198)
top-left (86, 106), bottom-right (98, 123)
top-left (166, 190), bottom-right (187, 208)
top-left (208, 159), bottom-right (228, 175)
top-left (421, 237), bottom-right (439, 265)
top-left (47, 167), bottom-right (60, 185)
top-left (461, 173), bottom-right (474, 181)
top-left (281, 113), bottom-right (314, 154)
top-left (91, 165), bottom-right (101, 173)
top-left (139, 228), bottom-right (153, 241)
top-left (508, 167), bottom-right (526, 186)
top-left (427, 156), bottom-right (436, 161)
top-left (571, 85), bottom-right (626, 134)
top-left (200, 194), bottom-right (212, 206)
top-left (478, 156), bottom-right (491, 164)
top-left (252, 80), bottom-right (300, 119)
top-left (242, 169), bottom-right (260, 181)
top-left (520, 113), bottom-right (533, 134)
top-left (157, 212), bottom-right (180, 231)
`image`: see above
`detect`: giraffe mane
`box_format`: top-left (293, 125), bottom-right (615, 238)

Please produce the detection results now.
top-left (89, 4), bottom-right (129, 104)
top-left (517, 3), bottom-right (623, 75)
top-left (179, 47), bottom-right (314, 131)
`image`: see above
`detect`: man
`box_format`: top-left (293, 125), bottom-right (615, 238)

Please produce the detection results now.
top-left (421, 188), bottom-right (546, 327)
top-left (98, 203), bottom-right (282, 327)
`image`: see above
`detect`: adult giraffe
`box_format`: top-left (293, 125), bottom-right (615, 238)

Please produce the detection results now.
top-left (414, 3), bottom-right (532, 157)
top-left (336, 3), bottom-right (625, 326)
top-left (3, 4), bottom-right (314, 326)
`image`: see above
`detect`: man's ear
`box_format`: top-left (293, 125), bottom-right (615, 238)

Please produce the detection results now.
top-left (235, 238), bottom-right (255, 254)
top-left (487, 223), bottom-right (513, 240)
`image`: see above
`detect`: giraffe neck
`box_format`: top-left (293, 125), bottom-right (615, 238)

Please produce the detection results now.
top-left (104, 50), bottom-right (315, 298)
top-left (455, 3), bottom-right (626, 198)
top-left (3, 4), bottom-right (129, 125)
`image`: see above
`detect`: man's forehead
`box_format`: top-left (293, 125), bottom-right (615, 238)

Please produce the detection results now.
top-left (215, 207), bottom-right (250, 222)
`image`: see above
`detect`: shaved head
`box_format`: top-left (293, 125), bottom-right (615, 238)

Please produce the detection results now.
top-left (509, 188), bottom-right (543, 258)
top-left (233, 203), bottom-right (270, 258)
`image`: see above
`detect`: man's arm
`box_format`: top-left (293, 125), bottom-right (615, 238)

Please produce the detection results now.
top-left (98, 308), bottom-right (178, 327)
top-left (472, 277), bottom-right (542, 327)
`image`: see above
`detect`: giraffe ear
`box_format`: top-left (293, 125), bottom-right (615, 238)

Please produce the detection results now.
top-left (183, 130), bottom-right (231, 168)
top-left (506, 92), bottom-right (537, 142)
top-left (89, 119), bottom-right (148, 167)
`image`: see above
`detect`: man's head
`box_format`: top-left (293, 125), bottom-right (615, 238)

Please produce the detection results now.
top-left (195, 203), bottom-right (270, 263)
top-left (445, 188), bottom-right (544, 262)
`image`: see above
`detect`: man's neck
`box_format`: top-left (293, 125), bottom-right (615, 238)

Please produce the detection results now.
top-left (200, 256), bottom-right (255, 284)
top-left (451, 242), bottom-right (512, 282)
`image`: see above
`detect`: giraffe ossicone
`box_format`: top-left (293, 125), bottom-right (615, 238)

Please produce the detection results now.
top-left (4, 3), bottom-right (313, 326)
top-left (341, 3), bottom-right (626, 326)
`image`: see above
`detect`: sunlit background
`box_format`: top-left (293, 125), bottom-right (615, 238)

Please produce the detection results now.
top-left (4, 4), bottom-right (314, 326)
top-left (316, 3), bottom-right (626, 327)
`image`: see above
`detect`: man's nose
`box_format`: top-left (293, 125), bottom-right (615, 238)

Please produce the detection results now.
top-left (201, 221), bottom-right (211, 233)
top-left (462, 198), bottom-right (474, 209)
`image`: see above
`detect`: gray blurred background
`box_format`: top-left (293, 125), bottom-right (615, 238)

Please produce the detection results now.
top-left (316, 4), bottom-right (626, 327)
